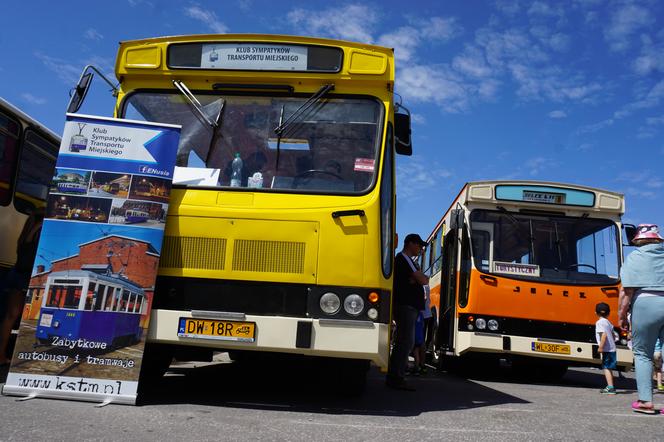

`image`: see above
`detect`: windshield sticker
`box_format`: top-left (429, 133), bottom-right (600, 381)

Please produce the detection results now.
top-left (201, 44), bottom-right (308, 71)
top-left (492, 261), bottom-right (540, 277)
top-left (354, 158), bottom-right (375, 172)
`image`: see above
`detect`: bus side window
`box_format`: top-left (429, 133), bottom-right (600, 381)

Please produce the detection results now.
top-left (0, 111), bottom-right (20, 206)
top-left (14, 130), bottom-right (58, 214)
top-left (458, 226), bottom-right (472, 308)
top-left (432, 227), bottom-right (444, 274)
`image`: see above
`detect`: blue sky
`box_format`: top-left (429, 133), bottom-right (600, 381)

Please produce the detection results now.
top-left (1, 1), bottom-right (663, 244)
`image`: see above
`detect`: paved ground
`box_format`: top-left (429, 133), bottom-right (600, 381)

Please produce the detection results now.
top-left (1, 355), bottom-right (663, 441)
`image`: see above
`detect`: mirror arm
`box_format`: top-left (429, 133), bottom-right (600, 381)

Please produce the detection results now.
top-left (82, 65), bottom-right (120, 96)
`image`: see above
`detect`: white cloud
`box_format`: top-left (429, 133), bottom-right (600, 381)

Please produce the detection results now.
top-left (397, 64), bottom-right (472, 113)
top-left (411, 113), bottom-right (426, 125)
top-left (396, 155), bottom-right (452, 199)
top-left (578, 142), bottom-right (593, 151)
top-left (34, 52), bottom-right (82, 84)
top-left (548, 110), bottom-right (567, 119)
top-left (84, 28), bottom-right (103, 41)
top-left (604, 4), bottom-right (655, 52)
top-left (614, 79), bottom-right (664, 119)
top-left (184, 5), bottom-right (228, 33)
top-left (524, 157), bottom-right (552, 176)
top-left (617, 170), bottom-right (663, 190)
top-left (21, 93), bottom-right (46, 105)
top-left (287, 4), bottom-right (377, 43)
top-left (647, 115), bottom-right (664, 126)
top-left (452, 46), bottom-right (493, 78)
top-left (633, 37), bottom-right (664, 75)
top-left (377, 27), bottom-right (421, 63)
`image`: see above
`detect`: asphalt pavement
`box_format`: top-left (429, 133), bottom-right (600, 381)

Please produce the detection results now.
top-left (1, 355), bottom-right (663, 441)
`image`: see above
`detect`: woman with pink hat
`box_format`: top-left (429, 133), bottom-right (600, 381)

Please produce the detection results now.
top-left (618, 224), bottom-right (664, 414)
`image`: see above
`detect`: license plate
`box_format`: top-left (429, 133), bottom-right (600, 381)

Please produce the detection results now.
top-left (177, 318), bottom-right (256, 342)
top-left (532, 342), bottom-right (570, 355)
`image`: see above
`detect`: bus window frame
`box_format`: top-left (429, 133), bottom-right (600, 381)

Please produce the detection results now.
top-left (457, 225), bottom-right (472, 308)
top-left (14, 127), bottom-right (58, 214)
top-left (380, 122), bottom-right (394, 278)
top-left (468, 208), bottom-right (621, 286)
top-left (0, 109), bottom-right (22, 207)
top-left (119, 89), bottom-right (386, 198)
top-left (166, 41), bottom-right (345, 74)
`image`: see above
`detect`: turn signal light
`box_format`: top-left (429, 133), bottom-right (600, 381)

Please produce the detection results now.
top-left (368, 292), bottom-right (380, 303)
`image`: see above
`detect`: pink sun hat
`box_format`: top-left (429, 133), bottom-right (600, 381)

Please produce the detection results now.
top-left (633, 224), bottom-right (664, 242)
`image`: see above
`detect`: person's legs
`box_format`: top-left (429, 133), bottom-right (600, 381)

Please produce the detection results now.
top-left (631, 296), bottom-right (664, 405)
top-left (387, 305), bottom-right (418, 382)
top-left (0, 289), bottom-right (23, 364)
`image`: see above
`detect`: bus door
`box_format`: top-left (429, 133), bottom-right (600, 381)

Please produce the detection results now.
top-left (437, 209), bottom-right (462, 353)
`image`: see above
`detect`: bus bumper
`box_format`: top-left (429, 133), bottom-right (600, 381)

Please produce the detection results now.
top-left (146, 309), bottom-right (390, 369)
top-left (456, 331), bottom-right (633, 367)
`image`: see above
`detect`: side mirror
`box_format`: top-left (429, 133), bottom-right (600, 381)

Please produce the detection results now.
top-left (394, 112), bottom-right (412, 156)
top-left (623, 224), bottom-right (637, 246)
top-left (450, 209), bottom-right (464, 230)
top-left (67, 71), bottom-right (93, 113)
top-left (66, 65), bottom-right (119, 114)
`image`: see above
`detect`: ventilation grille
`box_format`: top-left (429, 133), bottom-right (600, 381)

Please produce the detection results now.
top-left (161, 236), bottom-right (226, 270)
top-left (232, 240), bottom-right (305, 274)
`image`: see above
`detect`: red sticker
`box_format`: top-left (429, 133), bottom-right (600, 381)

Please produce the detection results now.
top-left (354, 158), bottom-right (375, 172)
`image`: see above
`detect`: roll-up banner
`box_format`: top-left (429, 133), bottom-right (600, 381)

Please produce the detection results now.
top-left (2, 114), bottom-right (181, 405)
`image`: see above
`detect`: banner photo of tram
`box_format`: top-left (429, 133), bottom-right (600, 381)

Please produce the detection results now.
top-left (3, 114), bottom-right (180, 405)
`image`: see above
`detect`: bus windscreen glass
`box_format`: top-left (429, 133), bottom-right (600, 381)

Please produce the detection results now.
top-left (123, 92), bottom-right (383, 194)
top-left (470, 210), bottom-right (620, 284)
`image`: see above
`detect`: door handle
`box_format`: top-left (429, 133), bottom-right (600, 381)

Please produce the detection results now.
top-left (331, 209), bottom-right (365, 219)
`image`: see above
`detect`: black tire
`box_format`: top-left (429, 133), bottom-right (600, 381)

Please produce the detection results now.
top-left (139, 343), bottom-right (174, 385)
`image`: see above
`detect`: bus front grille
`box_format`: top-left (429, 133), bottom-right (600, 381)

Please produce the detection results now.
top-left (161, 236), bottom-right (227, 270)
top-left (232, 239), bottom-right (305, 274)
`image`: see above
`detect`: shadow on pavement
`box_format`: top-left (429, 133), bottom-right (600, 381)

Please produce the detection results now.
top-left (138, 359), bottom-right (530, 416)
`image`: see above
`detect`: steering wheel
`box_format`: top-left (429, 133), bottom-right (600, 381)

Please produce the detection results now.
top-left (565, 263), bottom-right (598, 273)
top-left (292, 169), bottom-right (343, 188)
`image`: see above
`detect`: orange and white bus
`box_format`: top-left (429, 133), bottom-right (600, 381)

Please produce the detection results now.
top-left (421, 181), bottom-right (632, 377)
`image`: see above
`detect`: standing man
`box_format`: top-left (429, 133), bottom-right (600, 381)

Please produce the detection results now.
top-left (386, 233), bottom-right (429, 390)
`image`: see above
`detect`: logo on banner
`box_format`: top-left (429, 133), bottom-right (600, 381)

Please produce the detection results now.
top-left (139, 165), bottom-right (171, 177)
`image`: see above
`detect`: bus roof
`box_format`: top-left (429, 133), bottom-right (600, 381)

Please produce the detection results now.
top-left (118, 33), bottom-right (394, 54)
top-left (425, 180), bottom-right (625, 242)
top-left (0, 97), bottom-right (61, 142)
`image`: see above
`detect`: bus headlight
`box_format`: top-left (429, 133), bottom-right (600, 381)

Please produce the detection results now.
top-left (344, 294), bottom-right (364, 316)
top-left (319, 292), bottom-right (341, 315)
top-left (475, 318), bottom-right (486, 330)
top-left (367, 308), bottom-right (379, 320)
top-left (487, 319), bottom-right (499, 331)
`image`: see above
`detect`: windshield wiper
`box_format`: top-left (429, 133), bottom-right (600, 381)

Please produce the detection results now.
top-left (273, 84), bottom-right (334, 172)
top-left (172, 80), bottom-right (225, 165)
top-left (273, 84), bottom-right (334, 136)
top-left (497, 206), bottom-right (536, 262)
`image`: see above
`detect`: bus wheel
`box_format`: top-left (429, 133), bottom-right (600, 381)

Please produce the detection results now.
top-left (139, 343), bottom-right (174, 386)
top-left (330, 358), bottom-right (369, 396)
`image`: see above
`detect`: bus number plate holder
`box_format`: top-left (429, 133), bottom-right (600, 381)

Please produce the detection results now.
top-left (532, 342), bottom-right (570, 355)
top-left (178, 318), bottom-right (256, 342)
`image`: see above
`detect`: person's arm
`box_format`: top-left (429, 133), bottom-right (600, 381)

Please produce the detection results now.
top-left (598, 330), bottom-right (607, 355)
top-left (618, 287), bottom-right (636, 330)
top-left (412, 270), bottom-right (429, 286)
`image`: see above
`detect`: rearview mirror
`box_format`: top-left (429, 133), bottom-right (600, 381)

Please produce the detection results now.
top-left (623, 224), bottom-right (637, 246)
top-left (66, 65), bottom-right (119, 114)
top-left (450, 209), bottom-right (464, 230)
top-left (394, 112), bottom-right (412, 156)
top-left (67, 71), bottom-right (93, 113)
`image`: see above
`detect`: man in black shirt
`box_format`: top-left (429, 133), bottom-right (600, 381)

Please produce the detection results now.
top-left (386, 233), bottom-right (429, 390)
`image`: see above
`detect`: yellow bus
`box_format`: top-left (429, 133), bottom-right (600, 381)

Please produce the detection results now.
top-left (421, 181), bottom-right (632, 379)
top-left (68, 34), bottom-right (412, 391)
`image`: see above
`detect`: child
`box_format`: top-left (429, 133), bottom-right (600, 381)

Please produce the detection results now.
top-left (595, 302), bottom-right (617, 394)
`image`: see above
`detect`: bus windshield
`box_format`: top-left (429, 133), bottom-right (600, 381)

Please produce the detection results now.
top-left (470, 209), bottom-right (620, 285)
top-left (123, 92), bottom-right (383, 194)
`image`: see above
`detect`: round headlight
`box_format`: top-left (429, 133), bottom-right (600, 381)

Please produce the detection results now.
top-left (475, 318), bottom-right (486, 330)
top-left (487, 319), bottom-right (499, 331)
top-left (367, 308), bottom-right (379, 320)
top-left (344, 294), bottom-right (364, 316)
top-left (319, 292), bottom-right (341, 315)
